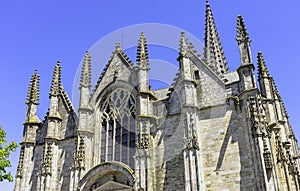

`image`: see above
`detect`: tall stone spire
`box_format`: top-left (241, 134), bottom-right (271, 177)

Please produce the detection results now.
top-left (257, 52), bottom-right (270, 80)
top-left (49, 61), bottom-right (62, 97)
top-left (236, 15), bottom-right (253, 66)
top-left (137, 32), bottom-right (149, 70)
top-left (26, 70), bottom-right (40, 105)
top-left (204, 0), bottom-right (228, 75)
top-left (80, 51), bottom-right (92, 89)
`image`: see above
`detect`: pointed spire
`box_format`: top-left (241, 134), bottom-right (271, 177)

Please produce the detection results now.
top-left (50, 61), bottom-right (62, 97)
top-left (257, 52), bottom-right (270, 80)
top-left (80, 51), bottom-right (92, 89)
top-left (204, 1), bottom-right (228, 75)
top-left (137, 32), bottom-right (149, 70)
top-left (236, 15), bottom-right (250, 44)
top-left (26, 70), bottom-right (40, 105)
top-left (179, 31), bottom-right (188, 56)
top-left (236, 15), bottom-right (253, 66)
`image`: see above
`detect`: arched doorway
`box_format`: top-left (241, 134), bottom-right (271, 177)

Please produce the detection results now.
top-left (78, 161), bottom-right (135, 191)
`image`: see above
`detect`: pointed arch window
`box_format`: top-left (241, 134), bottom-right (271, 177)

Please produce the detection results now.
top-left (100, 88), bottom-right (136, 169)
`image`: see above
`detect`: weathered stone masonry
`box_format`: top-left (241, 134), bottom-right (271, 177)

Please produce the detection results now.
top-left (14, 1), bottom-right (300, 191)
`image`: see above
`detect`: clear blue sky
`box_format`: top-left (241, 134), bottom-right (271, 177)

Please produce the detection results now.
top-left (1, 0), bottom-right (300, 190)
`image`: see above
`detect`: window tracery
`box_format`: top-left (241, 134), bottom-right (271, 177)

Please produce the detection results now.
top-left (99, 88), bottom-right (136, 168)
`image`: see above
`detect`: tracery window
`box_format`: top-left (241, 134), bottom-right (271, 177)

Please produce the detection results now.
top-left (100, 88), bottom-right (136, 169)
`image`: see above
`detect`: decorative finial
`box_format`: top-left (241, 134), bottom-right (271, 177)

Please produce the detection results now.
top-left (179, 31), bottom-right (188, 56)
top-left (115, 42), bottom-right (121, 51)
top-left (26, 70), bottom-right (40, 105)
top-left (236, 15), bottom-right (250, 44)
top-left (188, 42), bottom-right (197, 54)
top-left (137, 32), bottom-right (149, 70)
top-left (80, 51), bottom-right (92, 89)
top-left (50, 61), bottom-right (62, 97)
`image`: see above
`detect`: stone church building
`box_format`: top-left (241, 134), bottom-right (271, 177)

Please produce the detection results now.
top-left (14, 1), bottom-right (300, 191)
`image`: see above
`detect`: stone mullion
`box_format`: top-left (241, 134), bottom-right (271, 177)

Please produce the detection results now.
top-left (98, 115), bottom-right (102, 164)
top-left (94, 113), bottom-right (101, 165)
top-left (127, 116), bottom-right (130, 164)
top-left (120, 117), bottom-right (123, 162)
top-left (112, 117), bottom-right (116, 161)
top-left (105, 119), bottom-right (109, 161)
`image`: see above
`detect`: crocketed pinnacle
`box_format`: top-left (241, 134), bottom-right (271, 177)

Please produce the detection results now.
top-left (179, 31), bottom-right (189, 56)
top-left (204, 0), bottom-right (228, 75)
top-left (26, 70), bottom-right (40, 105)
top-left (257, 52), bottom-right (270, 80)
top-left (80, 51), bottom-right (92, 89)
top-left (50, 61), bottom-right (62, 97)
top-left (236, 15), bottom-right (250, 44)
top-left (137, 32), bottom-right (149, 70)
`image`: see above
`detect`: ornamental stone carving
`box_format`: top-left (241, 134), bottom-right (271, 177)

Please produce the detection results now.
top-left (136, 134), bottom-right (149, 149)
top-left (41, 142), bottom-right (53, 176)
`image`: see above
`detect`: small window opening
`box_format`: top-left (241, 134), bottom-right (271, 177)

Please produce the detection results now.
top-left (194, 70), bottom-right (200, 80)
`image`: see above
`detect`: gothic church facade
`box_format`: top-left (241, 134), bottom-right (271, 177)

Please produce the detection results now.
top-left (14, 2), bottom-right (300, 191)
